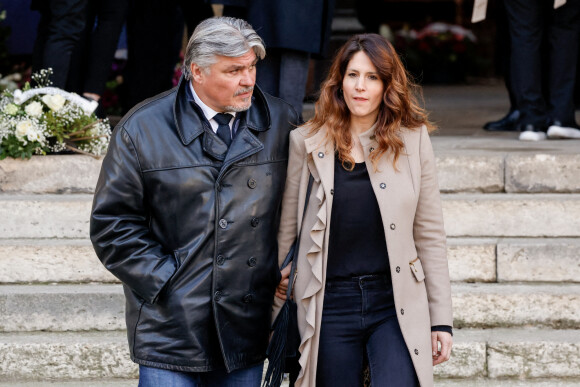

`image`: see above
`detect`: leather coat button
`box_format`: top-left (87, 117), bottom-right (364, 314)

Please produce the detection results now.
top-left (390, 223), bottom-right (396, 230)
top-left (243, 294), bottom-right (254, 303)
top-left (214, 291), bottom-right (222, 301)
top-left (318, 152), bottom-right (324, 158)
top-left (216, 255), bottom-right (225, 266)
top-left (396, 266), bottom-right (400, 273)
top-left (248, 257), bottom-right (257, 267)
top-left (250, 217), bottom-right (259, 227)
top-left (380, 182), bottom-right (386, 189)
top-left (247, 178), bottom-right (257, 189)
top-left (216, 183), bottom-right (222, 192)
top-left (219, 219), bottom-right (228, 229)
top-left (401, 308), bottom-right (405, 315)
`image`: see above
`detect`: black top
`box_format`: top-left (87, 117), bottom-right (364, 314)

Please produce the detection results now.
top-left (326, 157), bottom-right (453, 335)
top-left (327, 159), bottom-right (390, 280)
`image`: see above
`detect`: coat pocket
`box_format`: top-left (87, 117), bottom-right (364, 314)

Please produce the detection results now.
top-left (409, 257), bottom-right (425, 282)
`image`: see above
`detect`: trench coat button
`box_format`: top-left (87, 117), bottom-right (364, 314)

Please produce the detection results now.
top-left (251, 217), bottom-right (260, 227)
top-left (318, 152), bottom-right (324, 158)
top-left (219, 219), bottom-right (228, 229)
top-left (414, 349), bottom-right (419, 355)
top-left (390, 223), bottom-right (396, 230)
top-left (401, 308), bottom-right (405, 315)
top-left (214, 291), bottom-right (222, 301)
top-left (380, 182), bottom-right (386, 189)
top-left (248, 257), bottom-right (257, 267)
top-left (396, 266), bottom-right (400, 273)
top-left (216, 255), bottom-right (225, 266)
top-left (247, 178), bottom-right (257, 189)
top-left (330, 189), bottom-right (334, 195)
top-left (369, 147), bottom-right (375, 152)
top-left (243, 294), bottom-right (254, 303)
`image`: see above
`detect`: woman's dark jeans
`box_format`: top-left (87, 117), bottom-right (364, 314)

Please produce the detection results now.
top-left (316, 275), bottom-right (418, 387)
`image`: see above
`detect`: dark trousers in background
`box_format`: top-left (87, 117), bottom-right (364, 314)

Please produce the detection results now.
top-left (67, 0), bottom-right (129, 97)
top-left (31, 0), bottom-right (88, 88)
top-left (504, 0), bottom-right (580, 127)
top-left (122, 0), bottom-right (213, 113)
top-left (316, 275), bottom-right (418, 387)
top-left (256, 48), bottom-right (310, 118)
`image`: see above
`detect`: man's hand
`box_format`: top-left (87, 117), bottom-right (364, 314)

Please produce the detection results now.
top-left (432, 331), bottom-right (452, 365)
top-left (275, 265), bottom-right (291, 300)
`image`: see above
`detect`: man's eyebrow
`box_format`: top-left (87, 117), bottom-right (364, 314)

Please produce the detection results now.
top-left (224, 60), bottom-right (258, 71)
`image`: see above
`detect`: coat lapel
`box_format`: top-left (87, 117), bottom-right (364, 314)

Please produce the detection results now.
top-left (216, 121), bottom-right (264, 181)
top-left (304, 126), bottom-right (334, 213)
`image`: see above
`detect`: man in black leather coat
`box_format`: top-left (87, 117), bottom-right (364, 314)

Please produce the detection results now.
top-left (90, 17), bottom-right (299, 386)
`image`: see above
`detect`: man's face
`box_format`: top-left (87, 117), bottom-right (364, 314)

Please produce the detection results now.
top-left (191, 50), bottom-right (257, 112)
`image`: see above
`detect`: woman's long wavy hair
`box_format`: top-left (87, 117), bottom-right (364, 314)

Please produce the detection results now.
top-left (309, 33), bottom-right (433, 170)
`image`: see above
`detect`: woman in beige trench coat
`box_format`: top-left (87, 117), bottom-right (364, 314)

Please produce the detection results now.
top-left (275, 34), bottom-right (453, 386)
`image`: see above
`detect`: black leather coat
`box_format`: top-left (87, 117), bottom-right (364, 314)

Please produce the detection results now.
top-left (90, 78), bottom-right (299, 372)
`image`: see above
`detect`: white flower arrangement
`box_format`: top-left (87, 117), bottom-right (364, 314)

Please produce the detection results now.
top-left (0, 69), bottom-right (110, 160)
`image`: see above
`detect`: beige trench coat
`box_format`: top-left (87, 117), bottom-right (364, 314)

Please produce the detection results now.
top-left (275, 123), bottom-right (453, 387)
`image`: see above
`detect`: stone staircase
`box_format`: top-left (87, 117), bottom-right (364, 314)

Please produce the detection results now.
top-left (1, 135), bottom-right (579, 386)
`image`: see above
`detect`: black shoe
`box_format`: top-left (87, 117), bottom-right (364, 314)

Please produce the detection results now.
top-left (483, 110), bottom-right (520, 131)
top-left (519, 123), bottom-right (547, 141)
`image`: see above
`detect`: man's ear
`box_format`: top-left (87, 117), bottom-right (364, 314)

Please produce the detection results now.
top-left (191, 63), bottom-right (204, 84)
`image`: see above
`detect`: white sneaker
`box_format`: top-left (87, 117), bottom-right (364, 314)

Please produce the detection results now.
top-left (547, 124), bottom-right (580, 139)
top-left (519, 125), bottom-right (547, 141)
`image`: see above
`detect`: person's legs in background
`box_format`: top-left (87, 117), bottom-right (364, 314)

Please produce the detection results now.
top-left (256, 48), bottom-right (282, 101)
top-left (484, 0), bottom-right (520, 132)
top-left (32, 0), bottom-right (88, 88)
top-left (546, 1), bottom-right (580, 139)
top-left (278, 49), bottom-right (310, 119)
top-left (123, 0), bottom-right (181, 113)
top-left (504, 0), bottom-right (548, 141)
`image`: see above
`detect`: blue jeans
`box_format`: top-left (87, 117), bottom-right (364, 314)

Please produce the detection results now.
top-left (138, 362), bottom-right (264, 387)
top-left (316, 275), bottom-right (418, 387)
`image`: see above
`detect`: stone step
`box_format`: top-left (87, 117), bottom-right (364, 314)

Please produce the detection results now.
top-left (435, 379), bottom-right (580, 386)
top-left (0, 331), bottom-right (137, 380)
top-left (452, 283), bottom-right (580, 329)
top-left (0, 285), bottom-right (125, 332)
top-left (1, 283), bottom-right (578, 332)
top-left (2, 193), bottom-right (580, 239)
top-left (0, 382), bottom-right (138, 387)
top-left (0, 239), bottom-right (117, 284)
top-left (5, 380), bottom-right (580, 387)
top-left (1, 149), bottom-right (579, 194)
top-left (2, 238), bottom-right (578, 284)
top-left (435, 328), bottom-right (580, 379)
top-left (441, 194), bottom-right (580, 237)
top-left (432, 137), bottom-right (580, 194)
top-left (1, 329), bottom-right (578, 381)
top-left (0, 156), bottom-right (101, 194)
top-left (0, 194), bottom-right (92, 239)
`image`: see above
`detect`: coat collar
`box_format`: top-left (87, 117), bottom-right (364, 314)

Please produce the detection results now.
top-left (303, 125), bottom-right (335, 210)
top-left (173, 76), bottom-right (271, 146)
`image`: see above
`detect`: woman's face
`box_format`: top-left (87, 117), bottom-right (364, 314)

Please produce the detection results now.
top-left (342, 51), bottom-right (384, 125)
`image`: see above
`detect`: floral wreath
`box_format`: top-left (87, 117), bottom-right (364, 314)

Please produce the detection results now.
top-left (0, 69), bottom-right (111, 160)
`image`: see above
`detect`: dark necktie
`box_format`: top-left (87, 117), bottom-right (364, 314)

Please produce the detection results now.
top-left (213, 113), bottom-right (233, 147)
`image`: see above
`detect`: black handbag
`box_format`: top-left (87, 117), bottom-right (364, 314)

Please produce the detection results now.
top-left (263, 174), bottom-right (314, 387)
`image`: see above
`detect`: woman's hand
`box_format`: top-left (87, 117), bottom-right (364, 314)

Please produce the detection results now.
top-left (275, 265), bottom-right (291, 300)
top-left (431, 331), bottom-right (452, 365)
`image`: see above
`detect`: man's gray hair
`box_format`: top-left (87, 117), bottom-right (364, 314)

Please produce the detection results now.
top-left (183, 17), bottom-right (266, 80)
